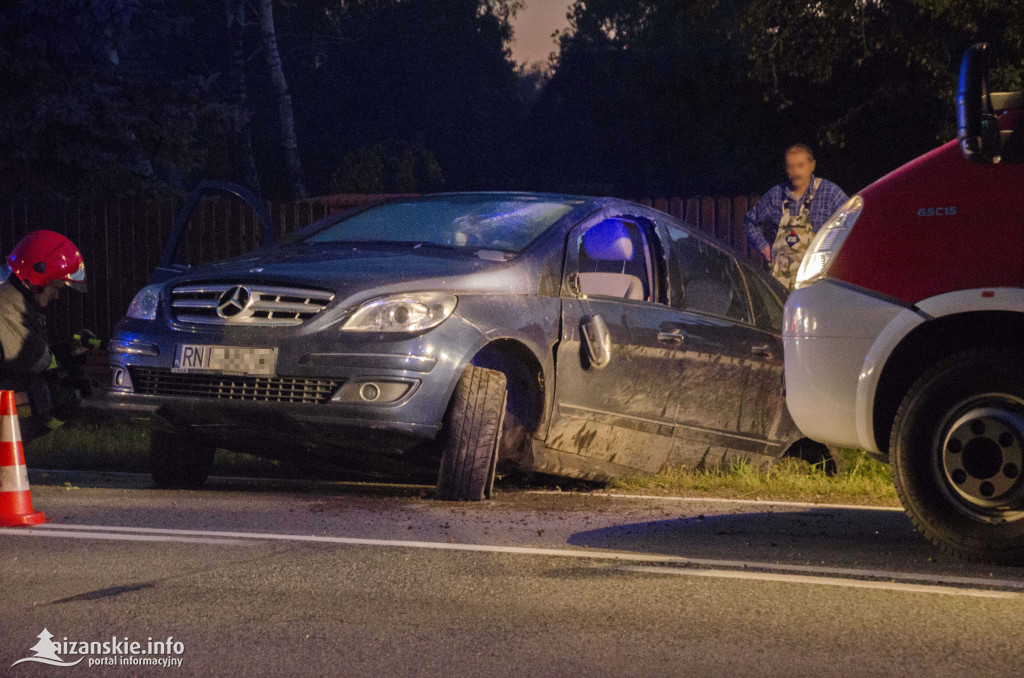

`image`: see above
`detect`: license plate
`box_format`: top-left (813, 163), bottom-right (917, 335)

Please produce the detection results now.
top-left (172, 345), bottom-right (278, 376)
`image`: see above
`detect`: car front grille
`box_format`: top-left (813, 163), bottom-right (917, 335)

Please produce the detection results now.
top-left (129, 367), bottom-right (340, 404)
top-left (171, 283), bottom-right (335, 326)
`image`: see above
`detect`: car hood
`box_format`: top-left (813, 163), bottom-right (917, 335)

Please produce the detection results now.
top-left (165, 244), bottom-right (540, 303)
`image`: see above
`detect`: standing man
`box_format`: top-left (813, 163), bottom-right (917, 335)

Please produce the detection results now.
top-left (0, 231), bottom-right (92, 436)
top-left (744, 144), bottom-right (848, 290)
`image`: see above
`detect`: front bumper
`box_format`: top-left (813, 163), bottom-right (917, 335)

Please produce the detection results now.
top-left (92, 387), bottom-right (437, 456)
top-left (783, 279), bottom-right (907, 451)
top-left (100, 313), bottom-right (490, 457)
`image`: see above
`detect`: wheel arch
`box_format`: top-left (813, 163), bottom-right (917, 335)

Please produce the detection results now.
top-left (871, 310), bottom-right (1024, 458)
top-left (468, 337), bottom-right (549, 470)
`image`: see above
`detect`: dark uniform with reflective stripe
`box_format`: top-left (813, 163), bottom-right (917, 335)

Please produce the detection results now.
top-left (0, 276), bottom-right (84, 438)
top-left (0, 276), bottom-right (53, 379)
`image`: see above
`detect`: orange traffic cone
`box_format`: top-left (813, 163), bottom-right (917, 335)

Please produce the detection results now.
top-left (0, 390), bottom-right (46, 526)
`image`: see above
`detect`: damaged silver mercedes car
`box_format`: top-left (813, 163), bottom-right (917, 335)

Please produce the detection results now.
top-left (102, 184), bottom-right (829, 499)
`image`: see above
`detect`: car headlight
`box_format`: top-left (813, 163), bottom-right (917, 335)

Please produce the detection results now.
top-left (341, 292), bottom-right (457, 333)
top-left (795, 195), bottom-right (863, 289)
top-left (125, 284), bottom-right (163, 320)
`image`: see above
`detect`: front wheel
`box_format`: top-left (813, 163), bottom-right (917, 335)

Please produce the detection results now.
top-left (890, 347), bottom-right (1024, 564)
top-left (436, 364), bottom-right (507, 501)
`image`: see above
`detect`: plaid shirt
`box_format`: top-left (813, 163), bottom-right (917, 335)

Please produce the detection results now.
top-left (743, 176), bottom-right (849, 253)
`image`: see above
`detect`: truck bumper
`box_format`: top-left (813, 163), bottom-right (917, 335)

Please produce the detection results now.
top-left (783, 280), bottom-right (908, 452)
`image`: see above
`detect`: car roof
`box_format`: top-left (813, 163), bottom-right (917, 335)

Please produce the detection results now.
top-left (406, 191), bottom-right (753, 251)
top-left (416, 190), bottom-right (598, 202)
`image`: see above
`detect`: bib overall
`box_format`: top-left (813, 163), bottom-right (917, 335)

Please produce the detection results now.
top-left (771, 177), bottom-right (822, 291)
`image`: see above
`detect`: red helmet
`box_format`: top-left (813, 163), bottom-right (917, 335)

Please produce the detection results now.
top-left (7, 230), bottom-right (87, 293)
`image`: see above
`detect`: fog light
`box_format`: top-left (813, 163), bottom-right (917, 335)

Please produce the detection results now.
top-left (332, 380), bottom-right (416, 404)
top-left (111, 367), bottom-right (133, 390)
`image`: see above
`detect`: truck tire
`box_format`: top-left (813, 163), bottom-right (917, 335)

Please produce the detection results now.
top-left (436, 364), bottom-right (507, 501)
top-left (150, 430), bottom-right (216, 489)
top-left (890, 347), bottom-right (1024, 564)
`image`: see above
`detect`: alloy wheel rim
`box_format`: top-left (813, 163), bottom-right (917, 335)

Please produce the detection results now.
top-left (934, 396), bottom-right (1024, 521)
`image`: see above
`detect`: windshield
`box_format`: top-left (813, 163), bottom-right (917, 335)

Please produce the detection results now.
top-left (304, 195), bottom-right (584, 253)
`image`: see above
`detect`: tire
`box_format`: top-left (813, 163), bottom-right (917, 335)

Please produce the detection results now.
top-left (471, 350), bottom-right (542, 471)
top-left (890, 347), bottom-right (1024, 564)
top-left (436, 364), bottom-right (508, 501)
top-left (150, 430), bottom-right (216, 489)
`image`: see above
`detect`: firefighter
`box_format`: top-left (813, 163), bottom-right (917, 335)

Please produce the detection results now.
top-left (0, 230), bottom-right (93, 437)
top-left (744, 144), bottom-right (849, 291)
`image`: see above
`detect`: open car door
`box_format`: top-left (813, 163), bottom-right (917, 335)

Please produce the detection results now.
top-left (150, 181), bottom-right (275, 283)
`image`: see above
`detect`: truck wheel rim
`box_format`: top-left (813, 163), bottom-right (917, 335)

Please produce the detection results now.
top-left (938, 401), bottom-right (1024, 515)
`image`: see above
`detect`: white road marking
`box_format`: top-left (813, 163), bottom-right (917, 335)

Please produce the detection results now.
top-left (615, 565), bottom-right (1024, 599)
top-left (2, 522), bottom-right (1022, 595)
top-left (0, 528), bottom-right (246, 546)
top-left (527, 490), bottom-right (905, 512)
top-left (28, 468), bottom-right (901, 510)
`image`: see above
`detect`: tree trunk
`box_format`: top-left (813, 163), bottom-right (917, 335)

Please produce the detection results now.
top-left (225, 0), bottom-right (262, 200)
top-left (256, 0), bottom-right (308, 199)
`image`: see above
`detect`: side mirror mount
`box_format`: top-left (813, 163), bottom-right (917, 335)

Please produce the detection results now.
top-left (567, 272), bottom-right (584, 298)
top-left (957, 43), bottom-right (1001, 163)
top-left (580, 314), bottom-right (612, 370)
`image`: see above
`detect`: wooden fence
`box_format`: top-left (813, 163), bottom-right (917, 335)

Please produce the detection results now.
top-left (1, 193), bottom-right (762, 341)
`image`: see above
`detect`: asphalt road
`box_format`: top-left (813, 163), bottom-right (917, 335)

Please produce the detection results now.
top-left (2, 470), bottom-right (1024, 676)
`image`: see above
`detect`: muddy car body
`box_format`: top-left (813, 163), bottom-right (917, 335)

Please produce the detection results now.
top-left (102, 186), bottom-right (814, 498)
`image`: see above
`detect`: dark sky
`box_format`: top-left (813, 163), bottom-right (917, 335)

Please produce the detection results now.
top-left (509, 1), bottom-right (571, 65)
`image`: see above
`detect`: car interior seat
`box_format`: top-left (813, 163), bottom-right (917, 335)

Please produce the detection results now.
top-left (578, 219), bottom-right (647, 300)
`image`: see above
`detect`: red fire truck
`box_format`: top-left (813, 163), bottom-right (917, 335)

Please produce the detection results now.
top-left (783, 44), bottom-right (1024, 563)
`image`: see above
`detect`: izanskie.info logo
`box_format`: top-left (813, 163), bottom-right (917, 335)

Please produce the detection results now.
top-left (12, 628), bottom-right (185, 669)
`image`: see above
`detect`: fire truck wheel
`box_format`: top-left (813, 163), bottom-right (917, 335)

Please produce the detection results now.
top-left (891, 347), bottom-right (1024, 564)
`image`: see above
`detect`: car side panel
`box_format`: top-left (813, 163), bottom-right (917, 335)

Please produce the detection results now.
top-left (547, 296), bottom-right (679, 471)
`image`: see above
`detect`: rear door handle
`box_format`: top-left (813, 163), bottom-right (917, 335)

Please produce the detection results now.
top-left (657, 329), bottom-right (686, 345)
top-left (751, 344), bottom-right (774, 358)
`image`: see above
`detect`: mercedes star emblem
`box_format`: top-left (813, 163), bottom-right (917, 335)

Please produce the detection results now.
top-left (217, 285), bottom-right (251, 319)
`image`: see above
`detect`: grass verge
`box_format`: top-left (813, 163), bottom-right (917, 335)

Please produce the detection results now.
top-left (608, 449), bottom-right (899, 506)
top-left (25, 420), bottom-right (900, 506)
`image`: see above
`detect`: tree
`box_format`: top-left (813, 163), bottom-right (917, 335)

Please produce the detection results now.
top-left (0, 1), bottom-right (211, 199)
top-left (730, 0), bottom-right (1024, 189)
top-left (268, 0), bottom-right (525, 192)
top-left (525, 0), bottom-right (1024, 197)
top-left (257, 0), bottom-right (308, 199)
top-left (225, 0), bottom-right (262, 199)
top-left (525, 0), bottom-right (780, 196)
top-left (330, 140), bottom-right (445, 193)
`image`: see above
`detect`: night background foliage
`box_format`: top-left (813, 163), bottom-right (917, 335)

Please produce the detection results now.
top-left (1, 0), bottom-right (1022, 202)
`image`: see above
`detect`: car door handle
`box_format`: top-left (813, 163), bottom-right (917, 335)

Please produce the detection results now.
top-left (751, 344), bottom-right (774, 358)
top-left (657, 329), bottom-right (686, 345)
